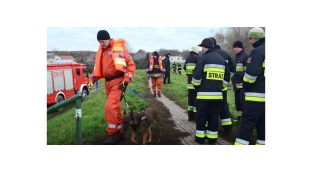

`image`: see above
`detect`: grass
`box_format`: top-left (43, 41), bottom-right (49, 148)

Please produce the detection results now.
top-left (47, 70), bottom-right (151, 145)
top-left (47, 69), bottom-right (189, 145)
top-left (162, 69), bottom-right (257, 143)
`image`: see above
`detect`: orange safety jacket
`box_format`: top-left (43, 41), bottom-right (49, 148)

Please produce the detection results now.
top-left (92, 38), bottom-right (135, 83)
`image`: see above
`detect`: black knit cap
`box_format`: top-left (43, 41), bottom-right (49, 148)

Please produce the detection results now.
top-left (198, 38), bottom-right (214, 48)
top-left (152, 51), bottom-right (159, 57)
top-left (97, 30), bottom-right (110, 41)
top-left (233, 40), bottom-right (244, 49)
top-left (210, 37), bottom-right (217, 46)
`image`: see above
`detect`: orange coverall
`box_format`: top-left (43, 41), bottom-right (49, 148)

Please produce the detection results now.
top-left (147, 56), bottom-right (165, 94)
top-left (93, 39), bottom-right (136, 135)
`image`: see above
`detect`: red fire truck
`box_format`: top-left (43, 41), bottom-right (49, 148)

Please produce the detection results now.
top-left (47, 63), bottom-right (89, 111)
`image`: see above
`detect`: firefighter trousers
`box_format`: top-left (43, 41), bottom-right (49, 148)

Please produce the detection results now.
top-left (151, 77), bottom-right (162, 94)
top-left (195, 100), bottom-right (222, 145)
top-left (187, 90), bottom-right (197, 121)
top-left (220, 90), bottom-right (232, 133)
top-left (235, 101), bottom-right (265, 145)
top-left (234, 88), bottom-right (245, 121)
top-left (104, 77), bottom-right (124, 135)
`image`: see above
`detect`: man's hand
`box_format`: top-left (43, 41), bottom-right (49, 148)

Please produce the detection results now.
top-left (119, 81), bottom-right (128, 92)
top-left (162, 72), bottom-right (165, 78)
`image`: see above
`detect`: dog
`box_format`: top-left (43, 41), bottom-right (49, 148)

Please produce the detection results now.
top-left (122, 107), bottom-right (162, 145)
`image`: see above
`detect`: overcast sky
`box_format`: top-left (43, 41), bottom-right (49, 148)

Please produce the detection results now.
top-left (47, 27), bottom-right (225, 53)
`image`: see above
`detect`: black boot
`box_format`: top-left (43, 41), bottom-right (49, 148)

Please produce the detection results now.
top-left (104, 133), bottom-right (119, 145)
top-left (158, 93), bottom-right (161, 97)
top-left (154, 93), bottom-right (157, 98)
top-left (195, 137), bottom-right (205, 144)
top-left (188, 111), bottom-right (194, 121)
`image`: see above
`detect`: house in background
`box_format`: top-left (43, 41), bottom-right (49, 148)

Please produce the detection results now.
top-left (162, 55), bottom-right (185, 64)
top-left (53, 60), bottom-right (77, 64)
top-left (60, 55), bottom-right (75, 61)
top-left (132, 49), bottom-right (147, 61)
top-left (47, 52), bottom-right (62, 64)
top-left (85, 53), bottom-right (96, 67)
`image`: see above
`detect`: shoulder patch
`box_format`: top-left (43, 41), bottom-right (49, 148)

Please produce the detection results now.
top-left (247, 57), bottom-right (252, 63)
top-left (114, 47), bottom-right (123, 51)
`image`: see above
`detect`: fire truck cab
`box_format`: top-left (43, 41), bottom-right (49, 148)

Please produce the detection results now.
top-left (47, 63), bottom-right (89, 110)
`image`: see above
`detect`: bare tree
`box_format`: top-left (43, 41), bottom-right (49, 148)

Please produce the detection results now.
top-left (125, 40), bottom-right (134, 53)
top-left (51, 48), bottom-right (58, 55)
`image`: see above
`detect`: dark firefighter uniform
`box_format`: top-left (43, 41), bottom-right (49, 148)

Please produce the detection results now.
top-left (235, 32), bottom-right (265, 145)
top-left (183, 51), bottom-right (199, 121)
top-left (177, 63), bottom-right (182, 75)
top-left (192, 42), bottom-right (230, 145)
top-left (232, 44), bottom-right (250, 122)
top-left (172, 62), bottom-right (177, 74)
top-left (212, 42), bottom-right (235, 133)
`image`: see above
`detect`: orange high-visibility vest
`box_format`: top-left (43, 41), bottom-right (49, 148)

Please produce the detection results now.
top-left (149, 56), bottom-right (164, 71)
top-left (93, 39), bottom-right (128, 79)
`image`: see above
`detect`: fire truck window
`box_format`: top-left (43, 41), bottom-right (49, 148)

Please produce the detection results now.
top-left (76, 68), bottom-right (80, 77)
top-left (83, 68), bottom-right (88, 77)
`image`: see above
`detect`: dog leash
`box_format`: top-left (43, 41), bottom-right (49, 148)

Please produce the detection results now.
top-left (122, 91), bottom-right (130, 113)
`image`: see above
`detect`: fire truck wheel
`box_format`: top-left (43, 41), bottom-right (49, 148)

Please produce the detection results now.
top-left (82, 89), bottom-right (87, 101)
top-left (56, 95), bottom-right (64, 112)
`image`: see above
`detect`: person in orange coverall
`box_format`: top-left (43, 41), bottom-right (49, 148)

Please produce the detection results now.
top-left (92, 30), bottom-right (136, 145)
top-left (147, 51), bottom-right (165, 97)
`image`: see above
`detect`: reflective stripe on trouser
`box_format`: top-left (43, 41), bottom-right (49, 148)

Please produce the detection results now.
top-left (197, 92), bottom-right (223, 100)
top-left (235, 101), bottom-right (265, 145)
top-left (105, 77), bottom-right (124, 135)
top-left (245, 92), bottom-right (265, 102)
top-left (188, 90), bottom-right (197, 119)
top-left (256, 139), bottom-right (265, 145)
top-left (151, 77), bottom-right (162, 94)
top-left (220, 91), bottom-right (232, 125)
top-left (196, 100), bottom-right (222, 144)
top-left (235, 89), bottom-right (245, 117)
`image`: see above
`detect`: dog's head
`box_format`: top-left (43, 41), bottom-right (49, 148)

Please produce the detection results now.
top-left (122, 108), bottom-right (146, 132)
top-left (122, 109), bottom-right (136, 132)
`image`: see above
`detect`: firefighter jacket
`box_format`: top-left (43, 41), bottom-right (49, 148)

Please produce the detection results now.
top-left (184, 51), bottom-right (199, 90)
top-left (232, 50), bottom-right (249, 91)
top-left (146, 56), bottom-right (165, 78)
top-left (243, 38), bottom-right (265, 103)
top-left (214, 45), bottom-right (235, 79)
top-left (191, 49), bottom-right (230, 100)
top-left (92, 38), bottom-right (136, 83)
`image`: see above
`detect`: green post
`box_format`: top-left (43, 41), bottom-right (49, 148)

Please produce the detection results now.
top-left (75, 93), bottom-right (82, 145)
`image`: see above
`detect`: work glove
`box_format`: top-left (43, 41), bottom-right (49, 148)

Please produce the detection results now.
top-left (119, 81), bottom-right (128, 92)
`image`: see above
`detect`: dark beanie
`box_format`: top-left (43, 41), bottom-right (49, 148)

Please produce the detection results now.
top-left (210, 37), bottom-right (217, 46)
top-left (97, 30), bottom-right (110, 41)
top-left (152, 51), bottom-right (159, 57)
top-left (233, 41), bottom-right (244, 49)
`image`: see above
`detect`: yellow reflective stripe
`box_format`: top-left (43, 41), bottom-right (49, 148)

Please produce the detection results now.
top-left (206, 131), bottom-right (218, 139)
top-left (235, 138), bottom-right (249, 145)
top-left (187, 84), bottom-right (195, 89)
top-left (243, 73), bottom-right (257, 83)
top-left (222, 87), bottom-right (227, 91)
top-left (196, 130), bottom-right (205, 138)
top-left (114, 58), bottom-right (126, 65)
top-left (262, 59), bottom-right (266, 77)
top-left (188, 106), bottom-right (194, 111)
top-left (256, 140), bottom-right (265, 145)
top-left (221, 118), bottom-right (232, 125)
top-left (236, 83), bottom-right (243, 89)
top-left (245, 92), bottom-right (265, 102)
top-left (193, 108), bottom-right (197, 112)
top-left (191, 78), bottom-right (201, 86)
top-left (197, 92), bottom-right (223, 100)
top-left (236, 63), bottom-right (243, 71)
top-left (237, 111), bottom-right (242, 116)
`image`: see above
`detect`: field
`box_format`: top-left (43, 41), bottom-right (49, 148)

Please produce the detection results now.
top-left (161, 69), bottom-right (257, 144)
top-left (47, 69), bottom-right (189, 145)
